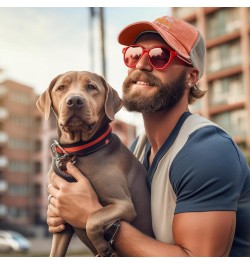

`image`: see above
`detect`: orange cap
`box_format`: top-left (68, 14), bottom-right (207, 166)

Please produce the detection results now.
top-left (118, 16), bottom-right (205, 78)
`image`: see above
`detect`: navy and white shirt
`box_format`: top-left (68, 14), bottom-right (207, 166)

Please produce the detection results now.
top-left (131, 112), bottom-right (250, 257)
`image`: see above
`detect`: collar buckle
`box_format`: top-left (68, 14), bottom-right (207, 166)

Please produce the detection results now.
top-left (51, 140), bottom-right (69, 160)
top-left (51, 140), bottom-right (77, 171)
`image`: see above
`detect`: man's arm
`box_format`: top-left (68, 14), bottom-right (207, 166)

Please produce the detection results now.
top-left (114, 211), bottom-right (235, 257)
top-left (47, 162), bottom-right (235, 256)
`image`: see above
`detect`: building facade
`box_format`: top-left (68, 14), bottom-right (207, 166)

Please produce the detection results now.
top-left (172, 7), bottom-right (250, 162)
top-left (0, 80), bottom-right (43, 228)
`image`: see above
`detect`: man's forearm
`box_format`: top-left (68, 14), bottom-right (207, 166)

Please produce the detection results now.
top-left (113, 221), bottom-right (189, 257)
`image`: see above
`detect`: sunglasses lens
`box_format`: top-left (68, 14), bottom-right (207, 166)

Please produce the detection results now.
top-left (123, 46), bottom-right (172, 69)
top-left (124, 46), bottom-right (143, 68)
top-left (149, 48), bottom-right (170, 69)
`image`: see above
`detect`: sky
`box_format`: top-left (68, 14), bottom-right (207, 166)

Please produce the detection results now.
top-left (0, 6), bottom-right (169, 94)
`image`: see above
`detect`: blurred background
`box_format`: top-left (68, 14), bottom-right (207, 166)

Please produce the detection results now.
top-left (0, 6), bottom-right (250, 256)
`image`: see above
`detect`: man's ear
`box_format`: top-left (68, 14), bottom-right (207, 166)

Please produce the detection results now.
top-left (99, 75), bottom-right (123, 121)
top-left (186, 68), bottom-right (199, 87)
top-left (36, 75), bottom-right (61, 121)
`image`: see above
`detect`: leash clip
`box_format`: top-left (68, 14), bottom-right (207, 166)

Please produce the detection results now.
top-left (51, 140), bottom-right (69, 160)
top-left (51, 140), bottom-right (77, 171)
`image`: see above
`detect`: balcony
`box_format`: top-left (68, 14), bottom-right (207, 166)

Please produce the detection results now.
top-left (0, 204), bottom-right (7, 217)
top-left (0, 180), bottom-right (8, 193)
top-left (0, 131), bottom-right (8, 145)
top-left (0, 84), bottom-right (7, 98)
top-left (0, 107), bottom-right (8, 121)
top-left (0, 156), bottom-right (8, 168)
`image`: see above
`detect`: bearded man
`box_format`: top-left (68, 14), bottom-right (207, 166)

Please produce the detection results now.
top-left (47, 16), bottom-right (250, 257)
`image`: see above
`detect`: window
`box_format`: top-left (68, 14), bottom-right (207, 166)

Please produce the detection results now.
top-left (222, 41), bottom-right (241, 66)
top-left (212, 109), bottom-right (246, 137)
top-left (207, 47), bottom-right (221, 72)
top-left (9, 91), bottom-right (31, 105)
top-left (34, 140), bottom-right (42, 152)
top-left (33, 161), bottom-right (41, 174)
top-left (206, 8), bottom-right (240, 40)
top-left (8, 160), bottom-right (32, 174)
top-left (225, 8), bottom-right (241, 33)
top-left (8, 137), bottom-right (32, 151)
top-left (8, 184), bottom-right (29, 196)
top-left (209, 75), bottom-right (244, 106)
top-left (207, 40), bottom-right (241, 73)
top-left (8, 207), bottom-right (28, 219)
top-left (33, 183), bottom-right (41, 198)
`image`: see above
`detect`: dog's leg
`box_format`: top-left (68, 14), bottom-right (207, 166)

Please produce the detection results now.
top-left (50, 223), bottom-right (74, 256)
top-left (74, 228), bottom-right (98, 256)
top-left (86, 199), bottom-right (136, 257)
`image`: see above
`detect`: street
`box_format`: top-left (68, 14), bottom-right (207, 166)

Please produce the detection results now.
top-left (0, 235), bottom-right (92, 257)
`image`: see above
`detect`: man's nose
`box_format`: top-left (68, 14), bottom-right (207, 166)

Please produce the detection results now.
top-left (135, 53), bottom-right (153, 71)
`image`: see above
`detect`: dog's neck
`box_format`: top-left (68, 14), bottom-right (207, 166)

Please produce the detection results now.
top-left (51, 124), bottom-right (113, 182)
top-left (53, 124), bottom-right (113, 157)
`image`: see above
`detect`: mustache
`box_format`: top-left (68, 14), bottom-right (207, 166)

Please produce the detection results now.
top-left (123, 70), bottom-right (163, 88)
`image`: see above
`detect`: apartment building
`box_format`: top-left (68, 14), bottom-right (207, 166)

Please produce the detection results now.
top-left (0, 79), bottom-right (43, 228)
top-left (172, 7), bottom-right (250, 163)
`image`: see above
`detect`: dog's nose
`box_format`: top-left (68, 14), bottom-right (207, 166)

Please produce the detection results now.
top-left (66, 96), bottom-right (84, 109)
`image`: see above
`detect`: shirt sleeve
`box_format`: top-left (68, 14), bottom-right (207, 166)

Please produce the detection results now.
top-left (170, 126), bottom-right (245, 214)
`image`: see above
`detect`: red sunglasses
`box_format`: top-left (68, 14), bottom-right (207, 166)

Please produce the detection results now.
top-left (122, 45), bottom-right (192, 70)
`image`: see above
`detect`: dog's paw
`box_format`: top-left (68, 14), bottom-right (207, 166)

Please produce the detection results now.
top-left (97, 245), bottom-right (116, 257)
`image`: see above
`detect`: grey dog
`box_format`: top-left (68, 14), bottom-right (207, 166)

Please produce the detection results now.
top-left (36, 71), bottom-right (153, 257)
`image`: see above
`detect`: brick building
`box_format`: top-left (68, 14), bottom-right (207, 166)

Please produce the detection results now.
top-left (0, 79), bottom-right (43, 229)
top-left (172, 7), bottom-right (250, 162)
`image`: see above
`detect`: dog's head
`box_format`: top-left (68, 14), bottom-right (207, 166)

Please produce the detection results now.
top-left (36, 71), bottom-right (123, 142)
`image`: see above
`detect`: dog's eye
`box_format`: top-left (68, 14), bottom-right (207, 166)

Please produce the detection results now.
top-left (87, 84), bottom-right (97, 91)
top-left (57, 85), bottom-right (66, 91)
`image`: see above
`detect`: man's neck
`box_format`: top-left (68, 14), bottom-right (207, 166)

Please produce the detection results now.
top-left (142, 102), bottom-right (189, 162)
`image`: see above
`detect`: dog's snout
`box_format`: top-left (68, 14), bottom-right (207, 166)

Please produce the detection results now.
top-left (66, 95), bottom-right (84, 109)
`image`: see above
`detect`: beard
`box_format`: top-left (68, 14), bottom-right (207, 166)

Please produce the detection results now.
top-left (122, 70), bottom-right (186, 113)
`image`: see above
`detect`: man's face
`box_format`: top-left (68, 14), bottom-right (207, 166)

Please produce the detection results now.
top-left (122, 33), bottom-right (188, 113)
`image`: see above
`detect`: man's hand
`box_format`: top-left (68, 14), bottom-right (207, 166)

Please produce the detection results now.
top-left (47, 162), bottom-right (102, 232)
top-left (47, 205), bottom-right (66, 233)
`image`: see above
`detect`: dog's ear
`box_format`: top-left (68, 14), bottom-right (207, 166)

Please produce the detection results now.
top-left (36, 75), bottom-right (60, 121)
top-left (100, 76), bottom-right (123, 121)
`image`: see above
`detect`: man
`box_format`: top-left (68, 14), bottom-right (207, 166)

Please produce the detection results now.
top-left (47, 16), bottom-right (250, 256)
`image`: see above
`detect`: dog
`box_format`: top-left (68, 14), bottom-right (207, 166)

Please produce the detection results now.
top-left (36, 71), bottom-right (154, 257)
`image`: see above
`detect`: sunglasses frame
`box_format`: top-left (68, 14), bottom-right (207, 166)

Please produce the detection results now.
top-left (122, 45), bottom-right (192, 70)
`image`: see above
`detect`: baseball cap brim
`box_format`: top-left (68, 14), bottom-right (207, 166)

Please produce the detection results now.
top-left (117, 21), bottom-right (190, 60)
